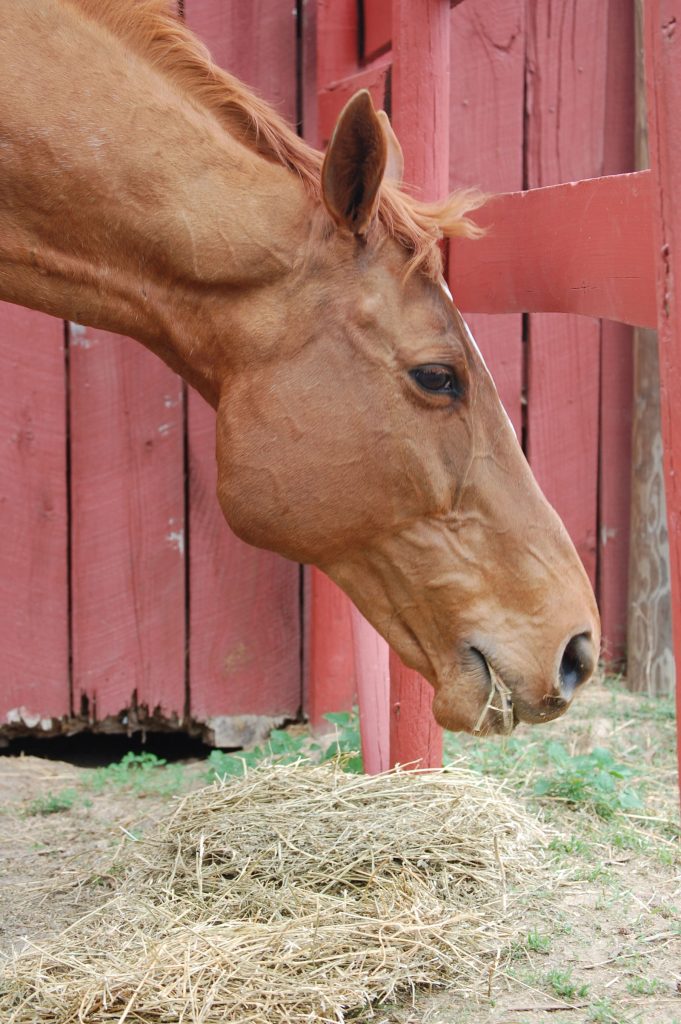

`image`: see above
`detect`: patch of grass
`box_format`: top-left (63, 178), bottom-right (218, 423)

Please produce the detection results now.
top-left (90, 752), bottom-right (185, 796)
top-left (626, 976), bottom-right (665, 995)
top-left (526, 928), bottom-right (551, 953)
top-left (588, 996), bottom-right (632, 1023)
top-left (549, 835), bottom-right (590, 857)
top-left (545, 968), bottom-right (589, 1000)
top-left (25, 788), bottom-right (79, 816)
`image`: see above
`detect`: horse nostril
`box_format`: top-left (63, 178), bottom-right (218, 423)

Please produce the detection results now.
top-left (559, 633), bottom-right (595, 699)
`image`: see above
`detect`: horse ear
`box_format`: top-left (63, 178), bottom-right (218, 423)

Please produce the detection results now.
top-left (321, 90), bottom-right (387, 236)
top-left (376, 110), bottom-right (404, 185)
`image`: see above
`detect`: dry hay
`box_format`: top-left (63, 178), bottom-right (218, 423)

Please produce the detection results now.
top-left (0, 762), bottom-right (551, 1023)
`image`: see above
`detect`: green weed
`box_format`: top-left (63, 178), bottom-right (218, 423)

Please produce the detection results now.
top-left (545, 968), bottom-right (589, 1000)
top-left (532, 744), bottom-right (644, 818)
top-left (206, 710), bottom-right (363, 781)
top-left (90, 752), bottom-right (185, 795)
top-left (526, 928), bottom-right (551, 953)
top-left (626, 976), bottom-right (665, 995)
top-left (26, 788), bottom-right (78, 816)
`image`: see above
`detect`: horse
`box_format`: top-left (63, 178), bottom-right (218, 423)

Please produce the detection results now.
top-left (0, 0), bottom-right (599, 735)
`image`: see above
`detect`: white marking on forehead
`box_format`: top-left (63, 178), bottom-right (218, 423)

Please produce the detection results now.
top-left (439, 277), bottom-right (518, 438)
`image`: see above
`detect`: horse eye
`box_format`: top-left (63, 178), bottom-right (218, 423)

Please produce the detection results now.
top-left (410, 364), bottom-right (462, 397)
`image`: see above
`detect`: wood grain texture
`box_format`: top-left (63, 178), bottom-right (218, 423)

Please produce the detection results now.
top-left (448, 0), bottom-right (525, 434)
top-left (306, 568), bottom-right (356, 730)
top-left (628, 328), bottom-right (674, 695)
top-left (0, 306), bottom-right (68, 726)
top-left (317, 0), bottom-right (359, 89)
top-left (351, 606), bottom-right (389, 774)
top-left (644, 0), bottom-right (681, 746)
top-left (69, 327), bottom-right (186, 722)
top-left (627, 0), bottom-right (673, 696)
top-left (598, 0), bottom-right (635, 665)
top-left (185, 0), bottom-right (301, 726)
top-left (525, 0), bottom-right (610, 587)
top-left (185, 0), bottom-right (297, 123)
top-left (388, 0), bottom-right (449, 769)
top-left (362, 0), bottom-right (392, 62)
top-left (450, 174), bottom-right (656, 328)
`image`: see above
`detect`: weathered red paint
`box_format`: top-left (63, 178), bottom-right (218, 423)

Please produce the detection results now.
top-left (307, 568), bottom-right (356, 732)
top-left (644, 0), bottom-right (681, 796)
top-left (599, 0), bottom-right (636, 665)
top-left (184, 0), bottom-right (302, 731)
top-left (388, 0), bottom-right (449, 770)
top-left (449, 0), bottom-right (525, 435)
top-left (0, 306), bottom-right (68, 728)
top-left (449, 173), bottom-right (656, 328)
top-left (69, 327), bottom-right (186, 722)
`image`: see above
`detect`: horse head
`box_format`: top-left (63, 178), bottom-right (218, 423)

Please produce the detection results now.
top-left (214, 90), bottom-right (600, 735)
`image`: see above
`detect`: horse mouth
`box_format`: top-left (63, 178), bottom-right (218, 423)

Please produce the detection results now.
top-left (469, 647), bottom-right (517, 736)
top-left (468, 646), bottom-right (571, 734)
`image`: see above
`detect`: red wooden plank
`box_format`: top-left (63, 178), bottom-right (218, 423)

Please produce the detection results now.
top-left (448, 0), bottom-right (525, 434)
top-left (184, 0), bottom-right (297, 124)
top-left (317, 0), bottom-right (359, 89)
top-left (362, 0), bottom-right (392, 62)
top-left (0, 306), bottom-right (69, 728)
top-left (598, 0), bottom-right (635, 665)
top-left (389, 0), bottom-right (448, 770)
top-left (449, 172), bottom-right (656, 328)
top-left (318, 58), bottom-right (391, 146)
top-left (185, 0), bottom-right (301, 736)
top-left (644, 0), bottom-right (681, 793)
top-left (524, 0), bottom-right (611, 589)
top-left (70, 327), bottom-right (186, 722)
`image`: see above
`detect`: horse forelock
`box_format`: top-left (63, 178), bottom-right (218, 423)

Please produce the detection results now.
top-left (69, 0), bottom-right (485, 281)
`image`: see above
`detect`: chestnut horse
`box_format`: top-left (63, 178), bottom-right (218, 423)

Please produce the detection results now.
top-left (0, 0), bottom-right (599, 735)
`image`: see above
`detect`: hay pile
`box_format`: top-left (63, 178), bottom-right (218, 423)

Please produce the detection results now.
top-left (1, 763), bottom-right (550, 1023)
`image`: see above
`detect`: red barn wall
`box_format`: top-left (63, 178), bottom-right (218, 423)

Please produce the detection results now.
top-left (0, 0), bottom-right (636, 742)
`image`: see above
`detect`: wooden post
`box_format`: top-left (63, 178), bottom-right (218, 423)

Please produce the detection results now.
top-left (597, 0), bottom-right (636, 666)
top-left (307, 569), bottom-right (357, 732)
top-left (627, 0), bottom-right (674, 697)
top-left (388, 0), bottom-right (448, 769)
top-left (643, 0), bottom-right (681, 787)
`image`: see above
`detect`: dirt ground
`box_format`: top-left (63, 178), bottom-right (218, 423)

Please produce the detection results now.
top-left (0, 681), bottom-right (679, 1024)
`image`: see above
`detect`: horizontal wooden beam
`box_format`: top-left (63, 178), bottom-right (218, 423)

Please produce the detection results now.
top-left (449, 169), bottom-right (657, 328)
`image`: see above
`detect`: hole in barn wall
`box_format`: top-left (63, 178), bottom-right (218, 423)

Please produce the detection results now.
top-left (0, 730), bottom-right (213, 767)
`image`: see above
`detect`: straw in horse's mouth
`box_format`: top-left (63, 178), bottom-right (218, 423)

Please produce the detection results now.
top-left (470, 647), bottom-right (515, 736)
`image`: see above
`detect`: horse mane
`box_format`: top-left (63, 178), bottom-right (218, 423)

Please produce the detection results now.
top-left (70, 0), bottom-right (484, 279)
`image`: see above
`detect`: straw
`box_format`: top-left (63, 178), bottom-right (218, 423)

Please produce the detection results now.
top-left (0, 762), bottom-right (550, 1023)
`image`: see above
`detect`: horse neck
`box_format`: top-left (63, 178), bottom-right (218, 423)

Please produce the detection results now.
top-left (0, 0), bottom-right (309, 405)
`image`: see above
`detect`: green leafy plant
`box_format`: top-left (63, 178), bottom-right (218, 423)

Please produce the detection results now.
top-left (206, 710), bottom-right (364, 782)
top-left (526, 928), bottom-right (551, 953)
top-left (91, 752), bottom-right (184, 795)
top-left (545, 968), bottom-right (589, 1000)
top-left (26, 788), bottom-right (78, 816)
top-left (533, 743), bottom-right (643, 818)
